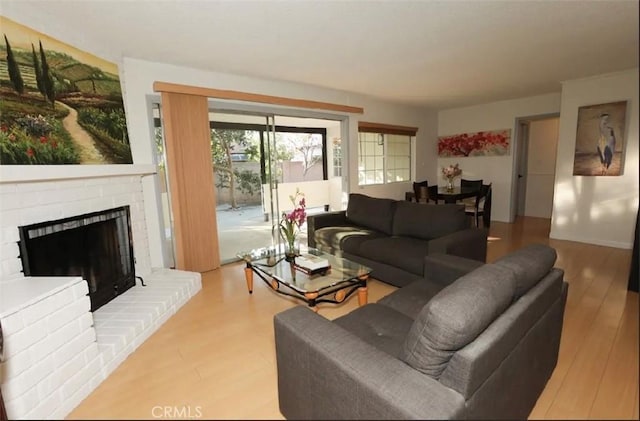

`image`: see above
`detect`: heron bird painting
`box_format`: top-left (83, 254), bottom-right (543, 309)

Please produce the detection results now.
top-left (573, 101), bottom-right (628, 176)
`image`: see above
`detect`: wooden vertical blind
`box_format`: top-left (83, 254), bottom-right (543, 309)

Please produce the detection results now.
top-left (358, 121), bottom-right (418, 136)
top-left (160, 92), bottom-right (220, 272)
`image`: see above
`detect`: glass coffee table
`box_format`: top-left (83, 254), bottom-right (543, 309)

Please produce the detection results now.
top-left (237, 245), bottom-right (371, 311)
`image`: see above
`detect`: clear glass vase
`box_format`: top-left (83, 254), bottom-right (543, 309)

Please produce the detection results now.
top-left (446, 177), bottom-right (454, 192)
top-left (284, 238), bottom-right (298, 262)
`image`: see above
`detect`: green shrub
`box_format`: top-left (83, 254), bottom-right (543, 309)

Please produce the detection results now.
top-left (0, 123), bottom-right (79, 164)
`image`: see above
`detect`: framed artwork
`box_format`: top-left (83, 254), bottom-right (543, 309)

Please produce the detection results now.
top-left (0, 16), bottom-right (132, 165)
top-left (573, 100), bottom-right (627, 176)
top-left (438, 129), bottom-right (511, 157)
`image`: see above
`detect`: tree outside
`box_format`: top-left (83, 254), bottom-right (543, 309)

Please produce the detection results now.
top-left (211, 128), bottom-right (324, 209)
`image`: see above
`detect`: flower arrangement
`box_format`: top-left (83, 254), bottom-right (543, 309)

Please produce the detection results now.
top-left (441, 163), bottom-right (462, 191)
top-left (279, 189), bottom-right (306, 259)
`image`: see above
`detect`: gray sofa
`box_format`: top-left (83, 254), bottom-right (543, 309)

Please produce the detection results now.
top-left (307, 193), bottom-right (488, 287)
top-left (274, 244), bottom-right (568, 420)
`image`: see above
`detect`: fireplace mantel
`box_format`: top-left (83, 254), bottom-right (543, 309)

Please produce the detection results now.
top-left (0, 164), bottom-right (156, 183)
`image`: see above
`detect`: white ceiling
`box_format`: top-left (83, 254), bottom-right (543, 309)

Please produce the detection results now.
top-left (7, 0), bottom-right (639, 110)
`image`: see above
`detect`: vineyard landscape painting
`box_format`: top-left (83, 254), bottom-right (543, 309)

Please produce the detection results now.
top-left (0, 16), bottom-right (132, 165)
top-left (438, 129), bottom-right (511, 157)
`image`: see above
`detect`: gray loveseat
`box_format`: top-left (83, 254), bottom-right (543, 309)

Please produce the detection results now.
top-left (274, 244), bottom-right (568, 420)
top-left (307, 193), bottom-right (488, 287)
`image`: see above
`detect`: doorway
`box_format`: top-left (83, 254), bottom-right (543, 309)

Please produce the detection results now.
top-left (513, 114), bottom-right (560, 221)
top-left (210, 111), bottom-right (342, 263)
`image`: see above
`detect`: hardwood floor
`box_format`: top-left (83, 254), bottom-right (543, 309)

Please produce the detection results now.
top-left (68, 216), bottom-right (638, 420)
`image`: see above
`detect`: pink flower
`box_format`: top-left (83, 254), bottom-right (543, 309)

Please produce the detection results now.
top-left (40, 136), bottom-right (47, 144)
top-left (26, 147), bottom-right (35, 158)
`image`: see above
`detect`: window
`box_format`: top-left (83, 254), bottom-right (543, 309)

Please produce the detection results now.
top-left (332, 137), bottom-right (342, 177)
top-left (358, 122), bottom-right (416, 186)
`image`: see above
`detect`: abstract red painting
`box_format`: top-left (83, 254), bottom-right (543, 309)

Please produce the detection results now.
top-left (438, 129), bottom-right (511, 157)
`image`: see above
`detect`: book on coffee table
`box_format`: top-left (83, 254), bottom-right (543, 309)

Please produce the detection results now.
top-left (296, 253), bottom-right (330, 271)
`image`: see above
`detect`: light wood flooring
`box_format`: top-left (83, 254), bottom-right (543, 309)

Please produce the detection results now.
top-left (68, 216), bottom-right (639, 420)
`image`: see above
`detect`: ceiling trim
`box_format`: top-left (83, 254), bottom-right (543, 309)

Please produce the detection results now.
top-left (153, 81), bottom-right (364, 114)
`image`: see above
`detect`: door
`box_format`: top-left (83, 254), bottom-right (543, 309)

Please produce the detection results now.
top-left (210, 112), bottom-right (336, 263)
top-left (515, 121), bottom-right (529, 217)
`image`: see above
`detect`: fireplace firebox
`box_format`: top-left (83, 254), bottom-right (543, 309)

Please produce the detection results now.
top-left (18, 206), bottom-right (136, 311)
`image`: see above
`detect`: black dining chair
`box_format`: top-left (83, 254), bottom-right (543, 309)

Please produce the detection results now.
top-left (412, 180), bottom-right (430, 203)
top-left (461, 178), bottom-right (483, 191)
top-left (460, 178), bottom-right (484, 206)
top-left (465, 183), bottom-right (492, 228)
top-left (427, 185), bottom-right (439, 204)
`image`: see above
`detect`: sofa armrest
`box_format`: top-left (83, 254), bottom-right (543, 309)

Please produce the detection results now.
top-left (427, 227), bottom-right (488, 263)
top-left (274, 306), bottom-right (466, 420)
top-left (306, 210), bottom-right (348, 248)
top-left (424, 253), bottom-right (485, 286)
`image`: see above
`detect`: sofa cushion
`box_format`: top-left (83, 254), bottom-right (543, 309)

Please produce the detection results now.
top-left (346, 193), bottom-right (397, 235)
top-left (401, 264), bottom-right (516, 379)
top-left (377, 279), bottom-right (446, 319)
top-left (334, 303), bottom-right (414, 358)
top-left (356, 236), bottom-right (431, 276)
top-left (493, 243), bottom-right (557, 298)
top-left (392, 202), bottom-right (469, 240)
top-left (314, 226), bottom-right (385, 255)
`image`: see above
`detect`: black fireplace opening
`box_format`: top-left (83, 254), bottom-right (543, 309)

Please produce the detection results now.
top-left (18, 206), bottom-right (136, 312)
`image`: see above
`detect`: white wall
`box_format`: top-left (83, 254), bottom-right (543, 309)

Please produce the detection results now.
top-left (525, 118), bottom-right (559, 218)
top-left (550, 69), bottom-right (639, 249)
top-left (438, 93), bottom-right (562, 222)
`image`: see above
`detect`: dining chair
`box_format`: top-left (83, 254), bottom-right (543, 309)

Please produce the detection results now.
top-left (460, 178), bottom-right (484, 207)
top-left (461, 178), bottom-right (483, 191)
top-left (465, 183), bottom-right (492, 228)
top-left (427, 185), bottom-right (439, 204)
top-left (412, 180), bottom-right (430, 203)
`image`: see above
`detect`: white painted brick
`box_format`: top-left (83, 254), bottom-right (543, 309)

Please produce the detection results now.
top-left (61, 383), bottom-right (91, 419)
top-left (4, 386), bottom-right (39, 420)
top-left (0, 183), bottom-right (17, 194)
top-left (78, 312), bottom-right (94, 331)
top-left (22, 295), bottom-right (65, 326)
top-left (46, 296), bottom-right (90, 332)
top-left (13, 181), bottom-right (58, 193)
top-left (31, 319), bottom-right (81, 362)
top-left (1, 241), bottom-right (19, 259)
top-left (52, 328), bottom-right (96, 367)
top-left (2, 356), bottom-right (54, 400)
top-left (0, 209), bottom-right (24, 226)
top-left (24, 389), bottom-right (61, 420)
top-left (0, 312), bottom-right (24, 335)
top-left (0, 348), bottom-right (31, 380)
top-left (88, 370), bottom-right (105, 391)
top-left (1, 226), bottom-right (19, 243)
top-left (0, 258), bottom-right (23, 281)
top-left (22, 204), bottom-right (65, 226)
top-left (98, 343), bottom-right (115, 366)
top-left (36, 370), bottom-right (62, 402)
top-left (83, 342), bottom-right (100, 365)
top-left (61, 355), bottom-right (102, 400)
top-left (4, 320), bottom-right (47, 358)
top-left (57, 353), bottom-right (85, 389)
top-left (71, 281), bottom-right (89, 299)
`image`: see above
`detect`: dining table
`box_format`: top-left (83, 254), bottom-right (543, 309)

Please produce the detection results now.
top-left (436, 186), bottom-right (481, 204)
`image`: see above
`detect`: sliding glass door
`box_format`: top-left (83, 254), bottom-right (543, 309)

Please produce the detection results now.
top-left (152, 97), bottom-right (346, 267)
top-left (210, 112), bottom-right (340, 263)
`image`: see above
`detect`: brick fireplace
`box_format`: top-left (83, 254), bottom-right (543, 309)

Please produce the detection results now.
top-left (0, 173), bottom-right (201, 419)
